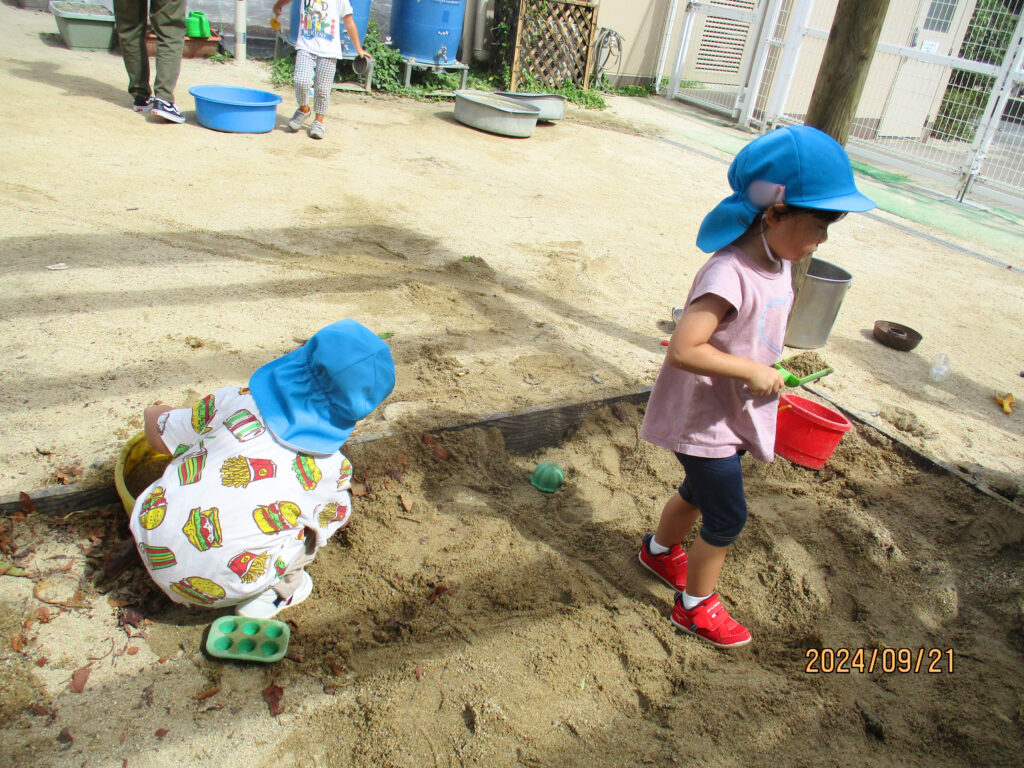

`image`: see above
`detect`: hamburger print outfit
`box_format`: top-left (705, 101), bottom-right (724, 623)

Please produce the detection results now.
top-left (129, 386), bottom-right (354, 608)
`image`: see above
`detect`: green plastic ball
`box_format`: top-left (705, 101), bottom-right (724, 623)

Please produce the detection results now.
top-left (530, 461), bottom-right (565, 493)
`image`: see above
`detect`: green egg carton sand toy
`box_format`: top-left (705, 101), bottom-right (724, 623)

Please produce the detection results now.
top-left (205, 615), bottom-right (290, 663)
top-left (530, 461), bottom-right (565, 493)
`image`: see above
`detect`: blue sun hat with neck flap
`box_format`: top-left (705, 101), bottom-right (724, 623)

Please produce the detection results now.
top-left (250, 319), bottom-right (396, 455)
top-left (696, 125), bottom-right (876, 253)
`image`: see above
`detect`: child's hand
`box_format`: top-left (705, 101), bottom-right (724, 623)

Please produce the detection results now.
top-left (143, 403), bottom-right (174, 455)
top-left (357, 48), bottom-right (373, 61)
top-left (746, 364), bottom-right (784, 396)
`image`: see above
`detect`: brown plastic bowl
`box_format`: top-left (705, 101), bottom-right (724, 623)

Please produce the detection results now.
top-left (873, 320), bottom-right (922, 351)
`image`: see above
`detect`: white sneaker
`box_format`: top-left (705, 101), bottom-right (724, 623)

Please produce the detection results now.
top-left (288, 107), bottom-right (312, 131)
top-left (309, 120), bottom-right (325, 139)
top-left (235, 571), bottom-right (313, 619)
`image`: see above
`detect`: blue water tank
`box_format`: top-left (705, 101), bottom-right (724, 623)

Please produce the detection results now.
top-left (389, 0), bottom-right (466, 64)
top-left (288, 0), bottom-right (372, 57)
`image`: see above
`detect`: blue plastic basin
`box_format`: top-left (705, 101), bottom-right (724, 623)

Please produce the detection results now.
top-left (189, 85), bottom-right (282, 134)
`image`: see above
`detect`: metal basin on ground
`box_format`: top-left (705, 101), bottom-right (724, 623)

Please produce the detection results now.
top-left (494, 92), bottom-right (566, 120)
top-left (453, 90), bottom-right (540, 138)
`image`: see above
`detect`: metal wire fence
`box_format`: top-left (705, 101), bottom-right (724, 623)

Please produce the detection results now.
top-left (662, 0), bottom-right (1024, 201)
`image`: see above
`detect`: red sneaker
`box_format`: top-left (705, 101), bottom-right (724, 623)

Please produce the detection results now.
top-left (671, 593), bottom-right (752, 649)
top-left (638, 533), bottom-right (687, 590)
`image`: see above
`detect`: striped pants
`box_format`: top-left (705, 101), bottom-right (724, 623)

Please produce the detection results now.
top-left (293, 49), bottom-right (337, 116)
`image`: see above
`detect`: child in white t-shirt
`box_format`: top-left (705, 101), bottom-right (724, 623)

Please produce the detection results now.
top-left (273, 0), bottom-right (372, 139)
top-left (637, 126), bottom-right (875, 648)
top-left (129, 319), bottom-right (395, 618)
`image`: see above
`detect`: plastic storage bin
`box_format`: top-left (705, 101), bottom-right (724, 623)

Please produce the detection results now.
top-left (50, 1), bottom-right (116, 51)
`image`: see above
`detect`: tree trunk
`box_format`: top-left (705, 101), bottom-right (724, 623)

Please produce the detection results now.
top-left (792, 0), bottom-right (889, 298)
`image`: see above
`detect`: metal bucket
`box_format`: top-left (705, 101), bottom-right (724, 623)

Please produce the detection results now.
top-left (784, 258), bottom-right (852, 349)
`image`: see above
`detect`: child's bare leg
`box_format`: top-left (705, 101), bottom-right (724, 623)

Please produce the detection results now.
top-left (684, 537), bottom-right (728, 597)
top-left (654, 492), bottom-right (700, 547)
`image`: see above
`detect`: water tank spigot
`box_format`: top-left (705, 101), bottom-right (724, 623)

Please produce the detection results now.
top-left (437, 45), bottom-right (448, 63)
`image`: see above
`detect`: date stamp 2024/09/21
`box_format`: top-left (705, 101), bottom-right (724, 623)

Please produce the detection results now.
top-left (804, 648), bottom-right (954, 674)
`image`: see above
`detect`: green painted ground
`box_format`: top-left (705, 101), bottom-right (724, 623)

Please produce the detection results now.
top-left (644, 97), bottom-right (1024, 268)
top-left (855, 177), bottom-right (1024, 267)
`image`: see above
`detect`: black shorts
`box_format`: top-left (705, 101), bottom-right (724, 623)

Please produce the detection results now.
top-left (675, 451), bottom-right (748, 546)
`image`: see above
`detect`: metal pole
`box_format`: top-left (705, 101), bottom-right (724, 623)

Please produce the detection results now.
top-left (668, 2), bottom-right (700, 99)
top-left (737, 0), bottom-right (785, 125)
top-left (957, 9), bottom-right (1024, 200)
top-left (655, 0), bottom-right (681, 94)
top-left (235, 0), bottom-right (247, 62)
top-left (762, 0), bottom-right (815, 129)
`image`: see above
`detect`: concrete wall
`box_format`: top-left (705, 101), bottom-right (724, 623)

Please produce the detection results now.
top-left (592, 0), bottom-right (672, 85)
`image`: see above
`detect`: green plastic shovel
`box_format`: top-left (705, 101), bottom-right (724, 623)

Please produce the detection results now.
top-left (774, 363), bottom-right (834, 387)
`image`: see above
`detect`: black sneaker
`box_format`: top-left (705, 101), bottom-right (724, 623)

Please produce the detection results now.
top-left (151, 98), bottom-right (185, 124)
top-left (132, 96), bottom-right (153, 113)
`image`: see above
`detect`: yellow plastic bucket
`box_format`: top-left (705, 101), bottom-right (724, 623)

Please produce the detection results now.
top-left (114, 432), bottom-right (171, 517)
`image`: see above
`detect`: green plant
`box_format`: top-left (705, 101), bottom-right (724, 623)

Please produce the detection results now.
top-left (659, 76), bottom-right (704, 90)
top-left (205, 49), bottom-right (234, 63)
top-left (271, 53), bottom-right (295, 86)
top-left (557, 82), bottom-right (606, 109)
top-left (593, 75), bottom-right (655, 98)
top-left (930, 0), bottom-right (1018, 141)
top-left (465, 70), bottom-right (504, 91)
top-left (490, 0), bottom-right (519, 83)
top-left (360, 20), bottom-right (495, 99)
top-left (608, 84), bottom-right (653, 97)
top-left (959, 0), bottom-right (1018, 66)
top-left (362, 19), bottom-right (405, 92)
top-left (419, 70), bottom-right (461, 92)
top-left (931, 74), bottom-right (991, 142)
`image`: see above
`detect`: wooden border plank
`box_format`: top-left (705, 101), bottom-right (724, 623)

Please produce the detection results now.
top-left (3, 384), bottom-right (1018, 516)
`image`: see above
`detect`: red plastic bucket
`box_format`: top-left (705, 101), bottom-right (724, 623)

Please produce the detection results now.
top-left (774, 393), bottom-right (852, 469)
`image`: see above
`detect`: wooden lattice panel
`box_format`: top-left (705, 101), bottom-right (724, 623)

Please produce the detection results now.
top-left (510, 0), bottom-right (599, 91)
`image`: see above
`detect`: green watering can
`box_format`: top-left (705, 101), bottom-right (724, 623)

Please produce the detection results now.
top-left (186, 11), bottom-right (211, 38)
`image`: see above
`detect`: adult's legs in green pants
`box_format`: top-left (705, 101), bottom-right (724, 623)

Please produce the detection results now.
top-left (114, 0), bottom-right (186, 104)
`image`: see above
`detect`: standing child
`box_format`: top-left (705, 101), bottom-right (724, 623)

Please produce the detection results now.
top-left (637, 126), bottom-right (874, 648)
top-left (129, 319), bottom-right (395, 618)
top-left (272, 0), bottom-right (372, 139)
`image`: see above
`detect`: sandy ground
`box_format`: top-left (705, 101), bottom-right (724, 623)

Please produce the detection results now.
top-left (2, 4), bottom-right (1024, 767)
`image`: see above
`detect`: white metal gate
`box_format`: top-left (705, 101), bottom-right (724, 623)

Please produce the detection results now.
top-left (659, 0), bottom-right (1024, 201)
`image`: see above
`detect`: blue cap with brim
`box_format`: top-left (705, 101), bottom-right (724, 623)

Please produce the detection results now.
top-left (250, 319), bottom-right (396, 455)
top-left (696, 125), bottom-right (876, 253)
